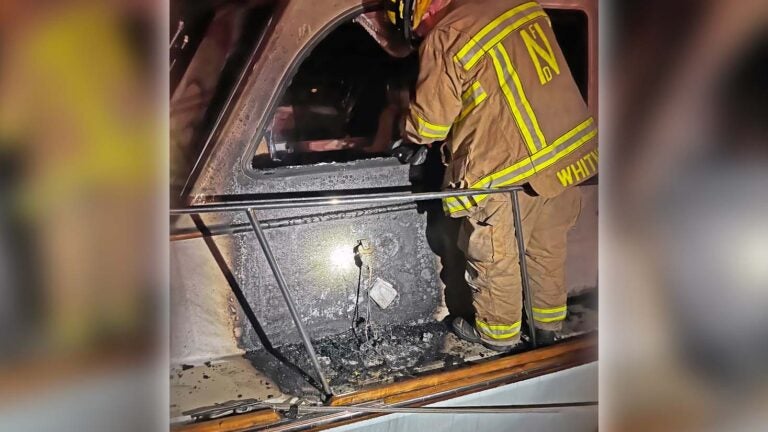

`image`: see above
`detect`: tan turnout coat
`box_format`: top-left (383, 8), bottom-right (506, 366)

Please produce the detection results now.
top-left (404, 0), bottom-right (598, 216)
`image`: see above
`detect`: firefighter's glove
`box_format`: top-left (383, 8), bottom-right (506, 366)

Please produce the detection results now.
top-left (391, 140), bottom-right (428, 165)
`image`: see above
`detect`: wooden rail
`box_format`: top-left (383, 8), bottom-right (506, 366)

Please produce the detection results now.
top-left (331, 336), bottom-right (595, 406)
top-left (172, 409), bottom-right (282, 432)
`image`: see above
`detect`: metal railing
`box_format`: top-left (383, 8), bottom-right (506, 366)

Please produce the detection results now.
top-left (171, 186), bottom-right (536, 397)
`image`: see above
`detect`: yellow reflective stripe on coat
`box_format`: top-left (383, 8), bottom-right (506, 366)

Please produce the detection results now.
top-left (454, 1), bottom-right (546, 70)
top-left (457, 81), bottom-right (488, 122)
top-left (442, 155), bottom-right (535, 213)
top-left (415, 113), bottom-right (451, 139)
top-left (476, 319), bottom-right (521, 340)
top-left (442, 117), bottom-right (597, 214)
top-left (530, 117), bottom-right (597, 171)
top-left (532, 305), bottom-right (567, 323)
top-left (489, 43), bottom-right (546, 153)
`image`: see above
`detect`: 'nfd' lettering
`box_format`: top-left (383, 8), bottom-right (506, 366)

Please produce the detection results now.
top-left (557, 150), bottom-right (599, 187)
top-left (520, 22), bottom-right (560, 85)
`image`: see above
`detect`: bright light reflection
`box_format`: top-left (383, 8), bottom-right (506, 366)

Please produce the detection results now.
top-left (329, 246), bottom-right (354, 270)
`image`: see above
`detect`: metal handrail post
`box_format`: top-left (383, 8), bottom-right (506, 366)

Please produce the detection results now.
top-left (245, 209), bottom-right (333, 397)
top-left (511, 190), bottom-right (537, 348)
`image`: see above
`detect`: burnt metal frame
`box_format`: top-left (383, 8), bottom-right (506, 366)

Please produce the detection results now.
top-left (171, 186), bottom-right (537, 397)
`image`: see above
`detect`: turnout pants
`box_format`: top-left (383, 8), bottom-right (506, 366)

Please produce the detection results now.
top-left (457, 187), bottom-right (581, 346)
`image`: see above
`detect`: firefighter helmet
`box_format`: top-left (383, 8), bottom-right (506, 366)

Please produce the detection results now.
top-left (386, 0), bottom-right (432, 41)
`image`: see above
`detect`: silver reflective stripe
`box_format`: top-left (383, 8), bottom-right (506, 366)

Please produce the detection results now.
top-left (442, 156), bottom-right (534, 213)
top-left (482, 159), bottom-right (534, 188)
top-left (532, 306), bottom-right (567, 322)
top-left (489, 44), bottom-right (545, 152)
top-left (444, 194), bottom-right (476, 212)
top-left (416, 114), bottom-right (451, 139)
top-left (531, 117), bottom-right (597, 172)
top-left (462, 82), bottom-right (486, 103)
top-left (418, 127), bottom-right (449, 139)
top-left (455, 2), bottom-right (545, 70)
top-left (477, 320), bottom-right (522, 339)
top-left (420, 124), bottom-right (449, 137)
top-left (442, 116), bottom-right (596, 215)
top-left (533, 310), bottom-right (566, 319)
top-left (458, 82), bottom-right (488, 122)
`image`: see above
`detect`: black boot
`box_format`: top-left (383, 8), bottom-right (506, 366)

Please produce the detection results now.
top-left (534, 329), bottom-right (559, 346)
top-left (451, 317), bottom-right (519, 353)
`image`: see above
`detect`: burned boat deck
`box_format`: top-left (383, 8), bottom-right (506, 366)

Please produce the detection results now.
top-left (245, 291), bottom-right (598, 398)
top-left (174, 334), bottom-right (597, 432)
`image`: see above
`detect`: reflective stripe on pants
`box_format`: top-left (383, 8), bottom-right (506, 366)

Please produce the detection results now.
top-left (476, 319), bottom-right (522, 340)
top-left (532, 305), bottom-right (567, 323)
top-left (459, 189), bottom-right (581, 335)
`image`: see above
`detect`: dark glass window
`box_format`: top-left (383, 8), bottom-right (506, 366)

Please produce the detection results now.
top-left (253, 22), bottom-right (417, 170)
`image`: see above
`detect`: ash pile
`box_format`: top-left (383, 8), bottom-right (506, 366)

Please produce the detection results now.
top-left (246, 320), bottom-right (460, 396)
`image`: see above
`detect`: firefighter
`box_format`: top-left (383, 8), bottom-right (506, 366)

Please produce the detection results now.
top-left (389, 0), bottom-right (597, 351)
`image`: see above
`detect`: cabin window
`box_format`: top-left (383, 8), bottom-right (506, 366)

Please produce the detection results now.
top-left (253, 9), bottom-right (590, 171)
top-left (253, 21), bottom-right (417, 170)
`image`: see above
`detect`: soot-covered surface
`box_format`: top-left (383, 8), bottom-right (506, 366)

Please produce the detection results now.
top-left (245, 291), bottom-right (598, 397)
top-left (245, 321), bottom-right (467, 397)
top-left (233, 200), bottom-right (443, 349)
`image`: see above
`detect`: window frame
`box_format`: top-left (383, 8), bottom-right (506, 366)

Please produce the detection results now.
top-left (241, 5), bottom-right (395, 180)
top-left (249, 18), bottom-right (409, 175)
